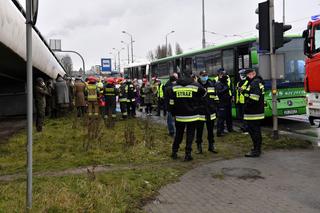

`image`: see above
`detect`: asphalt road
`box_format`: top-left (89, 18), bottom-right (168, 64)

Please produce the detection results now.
top-left (145, 149), bottom-right (320, 213)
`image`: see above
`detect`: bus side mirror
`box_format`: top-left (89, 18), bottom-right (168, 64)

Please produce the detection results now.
top-left (251, 49), bottom-right (259, 65)
top-left (303, 29), bottom-right (312, 57)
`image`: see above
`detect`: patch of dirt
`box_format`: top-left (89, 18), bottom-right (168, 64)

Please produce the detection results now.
top-left (220, 167), bottom-right (265, 180)
top-left (0, 117), bottom-right (26, 144)
top-left (0, 157), bottom-right (223, 182)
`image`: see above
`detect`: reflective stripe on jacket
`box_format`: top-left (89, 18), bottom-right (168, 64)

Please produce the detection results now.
top-left (87, 84), bottom-right (98, 102)
top-left (169, 77), bottom-right (206, 122)
top-left (243, 76), bottom-right (265, 121)
top-left (157, 84), bottom-right (164, 98)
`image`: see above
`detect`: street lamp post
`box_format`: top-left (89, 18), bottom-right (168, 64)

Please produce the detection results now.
top-left (53, 50), bottom-right (86, 75)
top-left (283, 0), bottom-right (285, 24)
top-left (122, 31), bottom-right (134, 63)
top-left (109, 52), bottom-right (117, 71)
top-left (26, 0), bottom-right (39, 210)
top-left (121, 41), bottom-right (130, 64)
top-left (26, 0), bottom-right (33, 210)
top-left (165, 30), bottom-right (175, 57)
top-left (202, 0), bottom-right (206, 48)
top-left (113, 48), bottom-right (125, 72)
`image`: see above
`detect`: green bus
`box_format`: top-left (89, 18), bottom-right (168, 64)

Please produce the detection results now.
top-left (124, 36), bottom-right (306, 118)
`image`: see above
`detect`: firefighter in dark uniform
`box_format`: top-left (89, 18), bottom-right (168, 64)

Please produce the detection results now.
top-left (236, 69), bottom-right (249, 132)
top-left (119, 80), bottom-right (128, 119)
top-left (126, 79), bottom-right (137, 117)
top-left (243, 68), bottom-right (265, 157)
top-left (169, 74), bottom-right (205, 161)
top-left (215, 69), bottom-right (232, 136)
top-left (196, 71), bottom-right (219, 154)
top-left (35, 77), bottom-right (49, 132)
top-left (104, 78), bottom-right (118, 119)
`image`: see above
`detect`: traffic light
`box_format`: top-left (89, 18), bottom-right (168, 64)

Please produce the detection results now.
top-left (274, 22), bottom-right (292, 50)
top-left (256, 0), bottom-right (270, 51)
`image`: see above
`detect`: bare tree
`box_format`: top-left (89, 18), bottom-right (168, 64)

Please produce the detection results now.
top-left (175, 43), bottom-right (183, 55)
top-left (59, 55), bottom-right (73, 76)
top-left (148, 43), bottom-right (177, 60)
top-left (147, 50), bottom-right (155, 61)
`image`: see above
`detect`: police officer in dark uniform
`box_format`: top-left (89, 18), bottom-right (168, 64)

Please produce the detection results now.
top-left (236, 69), bottom-right (249, 132)
top-left (243, 68), bottom-right (265, 157)
top-left (196, 70), bottom-right (219, 154)
top-left (169, 73), bottom-right (205, 161)
top-left (215, 69), bottom-right (232, 136)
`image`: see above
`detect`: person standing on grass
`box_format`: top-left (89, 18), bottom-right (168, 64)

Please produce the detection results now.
top-left (236, 69), bottom-right (249, 132)
top-left (156, 79), bottom-right (166, 117)
top-left (74, 76), bottom-right (87, 117)
top-left (195, 70), bottom-right (219, 154)
top-left (169, 73), bottom-right (205, 161)
top-left (86, 76), bottom-right (100, 116)
top-left (243, 68), bottom-right (265, 157)
top-left (35, 77), bottom-right (49, 132)
top-left (104, 78), bottom-right (118, 119)
top-left (126, 79), bottom-right (137, 118)
top-left (164, 73), bottom-right (178, 137)
top-left (215, 69), bottom-right (231, 137)
top-left (143, 82), bottom-right (153, 116)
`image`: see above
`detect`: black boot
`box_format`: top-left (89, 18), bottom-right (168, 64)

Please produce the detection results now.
top-left (171, 152), bottom-right (178, 160)
top-left (208, 143), bottom-right (218, 154)
top-left (245, 150), bottom-right (260, 157)
top-left (184, 153), bottom-right (193, 161)
top-left (196, 143), bottom-right (203, 154)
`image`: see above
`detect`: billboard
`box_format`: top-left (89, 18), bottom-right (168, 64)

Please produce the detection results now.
top-left (101, 58), bottom-right (112, 72)
top-left (49, 39), bottom-right (62, 51)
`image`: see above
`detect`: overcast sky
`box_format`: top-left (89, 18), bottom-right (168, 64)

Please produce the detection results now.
top-left (18, 0), bottom-right (320, 71)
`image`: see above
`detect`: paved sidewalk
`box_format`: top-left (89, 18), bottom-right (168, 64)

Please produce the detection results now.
top-left (145, 150), bottom-right (320, 213)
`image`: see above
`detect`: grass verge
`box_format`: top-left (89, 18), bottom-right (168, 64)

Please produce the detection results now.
top-left (0, 115), bottom-right (312, 212)
top-left (0, 167), bottom-right (185, 212)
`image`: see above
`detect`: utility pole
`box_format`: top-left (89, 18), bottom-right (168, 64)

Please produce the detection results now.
top-left (283, 0), bottom-right (285, 24)
top-left (165, 31), bottom-right (175, 57)
top-left (26, 0), bottom-right (39, 210)
top-left (113, 48), bottom-right (124, 72)
top-left (121, 41), bottom-right (130, 64)
top-left (118, 51), bottom-right (121, 72)
top-left (26, 0), bottom-right (33, 209)
top-left (202, 0), bottom-right (206, 48)
top-left (269, 0), bottom-right (279, 139)
top-left (122, 31), bottom-right (134, 63)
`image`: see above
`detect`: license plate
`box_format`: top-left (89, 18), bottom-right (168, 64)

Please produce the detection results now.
top-left (309, 109), bottom-right (320, 117)
top-left (283, 109), bottom-right (298, 115)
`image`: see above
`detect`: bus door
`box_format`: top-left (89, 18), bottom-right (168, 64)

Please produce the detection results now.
top-left (182, 57), bottom-right (193, 76)
top-left (236, 46), bottom-right (250, 82)
top-left (174, 58), bottom-right (182, 76)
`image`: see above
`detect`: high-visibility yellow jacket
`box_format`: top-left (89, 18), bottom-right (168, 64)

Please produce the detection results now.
top-left (236, 80), bottom-right (249, 104)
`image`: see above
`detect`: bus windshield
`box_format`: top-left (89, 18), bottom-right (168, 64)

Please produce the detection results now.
top-left (276, 38), bottom-right (305, 84)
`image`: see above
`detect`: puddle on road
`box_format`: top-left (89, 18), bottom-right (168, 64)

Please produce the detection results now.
top-left (213, 167), bottom-right (265, 180)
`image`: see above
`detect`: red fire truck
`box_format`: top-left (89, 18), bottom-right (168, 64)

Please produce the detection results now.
top-left (303, 15), bottom-right (320, 125)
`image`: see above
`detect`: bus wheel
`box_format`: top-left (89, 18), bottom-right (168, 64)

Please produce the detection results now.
top-left (309, 116), bottom-right (315, 126)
